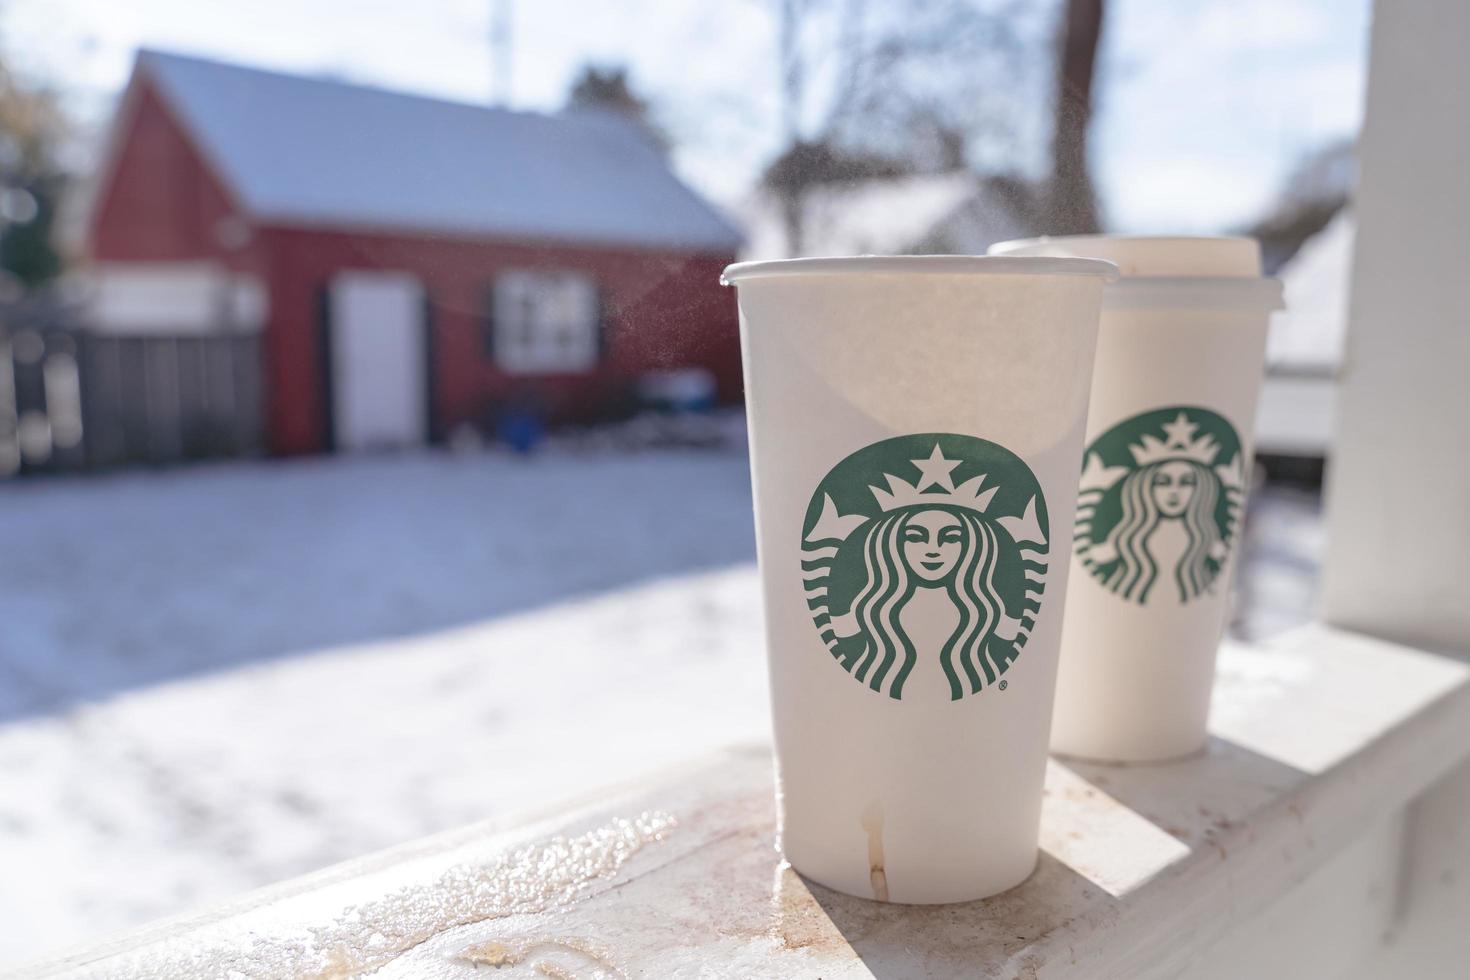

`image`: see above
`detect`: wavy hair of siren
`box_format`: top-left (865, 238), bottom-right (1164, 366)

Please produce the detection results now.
top-left (1101, 460), bottom-right (1221, 604)
top-left (842, 508), bottom-right (1008, 700)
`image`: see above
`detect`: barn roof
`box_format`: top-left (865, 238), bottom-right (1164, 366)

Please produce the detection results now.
top-left (133, 49), bottom-right (743, 252)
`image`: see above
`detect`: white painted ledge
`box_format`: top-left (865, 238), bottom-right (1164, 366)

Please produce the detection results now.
top-left (17, 624), bottom-right (1470, 980)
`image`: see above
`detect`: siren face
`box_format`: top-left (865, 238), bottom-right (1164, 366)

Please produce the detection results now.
top-left (902, 509), bottom-right (964, 582)
top-left (1151, 461), bottom-right (1198, 517)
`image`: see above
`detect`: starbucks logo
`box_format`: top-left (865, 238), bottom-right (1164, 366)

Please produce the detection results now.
top-left (799, 434), bottom-right (1049, 702)
top-left (1075, 407), bottom-right (1245, 605)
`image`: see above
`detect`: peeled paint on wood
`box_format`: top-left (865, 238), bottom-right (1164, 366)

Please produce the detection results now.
top-left (17, 625), bottom-right (1470, 980)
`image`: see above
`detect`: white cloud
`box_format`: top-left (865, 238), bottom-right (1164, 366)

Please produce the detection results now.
top-left (1102, 156), bottom-right (1279, 234)
top-left (1195, 0), bottom-right (1331, 51)
top-left (1293, 60), bottom-right (1368, 134)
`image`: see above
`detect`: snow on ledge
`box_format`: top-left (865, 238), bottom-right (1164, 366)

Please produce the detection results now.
top-left (16, 624), bottom-right (1470, 980)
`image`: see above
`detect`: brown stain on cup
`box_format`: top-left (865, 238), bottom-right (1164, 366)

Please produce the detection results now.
top-left (860, 801), bottom-right (889, 902)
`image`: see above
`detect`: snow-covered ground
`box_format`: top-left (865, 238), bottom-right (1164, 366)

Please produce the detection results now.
top-left (0, 441), bottom-right (1321, 967)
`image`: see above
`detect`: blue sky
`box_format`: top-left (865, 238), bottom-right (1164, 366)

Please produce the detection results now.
top-left (5, 0), bottom-right (1370, 233)
top-left (1095, 0), bottom-right (1369, 229)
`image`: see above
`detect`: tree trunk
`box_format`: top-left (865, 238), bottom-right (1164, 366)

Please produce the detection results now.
top-left (1048, 0), bottom-right (1104, 234)
top-left (780, 193), bottom-right (804, 257)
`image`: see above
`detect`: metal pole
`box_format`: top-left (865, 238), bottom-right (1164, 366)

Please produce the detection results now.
top-left (491, 0), bottom-right (513, 106)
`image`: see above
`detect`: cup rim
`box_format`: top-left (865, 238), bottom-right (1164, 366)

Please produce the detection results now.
top-left (992, 233), bottom-right (1260, 250)
top-left (720, 254), bottom-right (1119, 285)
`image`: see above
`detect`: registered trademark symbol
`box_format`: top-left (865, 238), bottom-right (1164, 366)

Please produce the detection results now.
top-left (999, 680), bottom-right (1008, 691)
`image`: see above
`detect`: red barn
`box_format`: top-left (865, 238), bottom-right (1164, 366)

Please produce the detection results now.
top-left (87, 50), bottom-right (744, 455)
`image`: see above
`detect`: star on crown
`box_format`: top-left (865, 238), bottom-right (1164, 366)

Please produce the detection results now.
top-left (1129, 412), bottom-right (1221, 466)
top-left (869, 444), bottom-right (999, 514)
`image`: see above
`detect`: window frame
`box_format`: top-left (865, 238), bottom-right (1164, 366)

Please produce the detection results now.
top-left (484, 270), bottom-right (602, 375)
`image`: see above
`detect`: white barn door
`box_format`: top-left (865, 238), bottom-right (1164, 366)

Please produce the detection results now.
top-left (328, 271), bottom-right (428, 452)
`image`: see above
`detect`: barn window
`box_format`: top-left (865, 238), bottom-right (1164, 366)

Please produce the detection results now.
top-left (487, 271), bottom-right (600, 374)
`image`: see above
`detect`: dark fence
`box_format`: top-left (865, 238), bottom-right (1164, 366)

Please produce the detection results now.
top-left (1, 319), bottom-right (263, 476)
top-left (80, 333), bottom-right (263, 468)
top-left (1, 325), bottom-right (85, 476)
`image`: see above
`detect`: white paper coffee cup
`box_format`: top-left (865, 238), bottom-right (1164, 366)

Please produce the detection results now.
top-left (722, 255), bottom-right (1115, 903)
top-left (989, 236), bottom-right (1284, 762)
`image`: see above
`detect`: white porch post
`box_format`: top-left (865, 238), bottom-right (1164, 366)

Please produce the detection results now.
top-left (1320, 0), bottom-right (1470, 649)
top-left (1322, 1), bottom-right (1470, 973)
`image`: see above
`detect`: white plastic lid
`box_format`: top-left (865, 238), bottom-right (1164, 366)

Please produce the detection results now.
top-left (988, 235), bottom-right (1283, 312)
top-left (721, 254), bottom-right (1118, 285)
top-left (988, 235), bottom-right (1261, 277)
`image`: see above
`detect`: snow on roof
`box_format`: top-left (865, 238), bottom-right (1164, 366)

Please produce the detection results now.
top-left (737, 173), bottom-right (1033, 260)
top-left (135, 50), bottom-right (743, 252)
top-left (1268, 209), bottom-right (1353, 372)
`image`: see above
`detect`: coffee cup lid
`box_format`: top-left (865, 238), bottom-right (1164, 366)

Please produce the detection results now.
top-left (988, 236), bottom-right (1284, 312)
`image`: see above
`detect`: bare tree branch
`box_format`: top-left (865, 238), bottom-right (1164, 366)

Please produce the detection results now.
top-left (765, 0), bottom-right (1043, 255)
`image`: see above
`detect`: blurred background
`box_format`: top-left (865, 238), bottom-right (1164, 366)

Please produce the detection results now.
top-left (0, 0), bottom-right (1360, 965)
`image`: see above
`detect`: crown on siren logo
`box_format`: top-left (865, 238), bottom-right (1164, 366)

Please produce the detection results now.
top-left (1127, 412), bottom-right (1223, 466)
top-left (868, 445), bottom-right (1001, 515)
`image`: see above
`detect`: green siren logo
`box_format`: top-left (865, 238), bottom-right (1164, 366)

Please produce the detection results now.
top-left (800, 433), bottom-right (1049, 702)
top-left (1075, 407), bottom-right (1245, 605)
